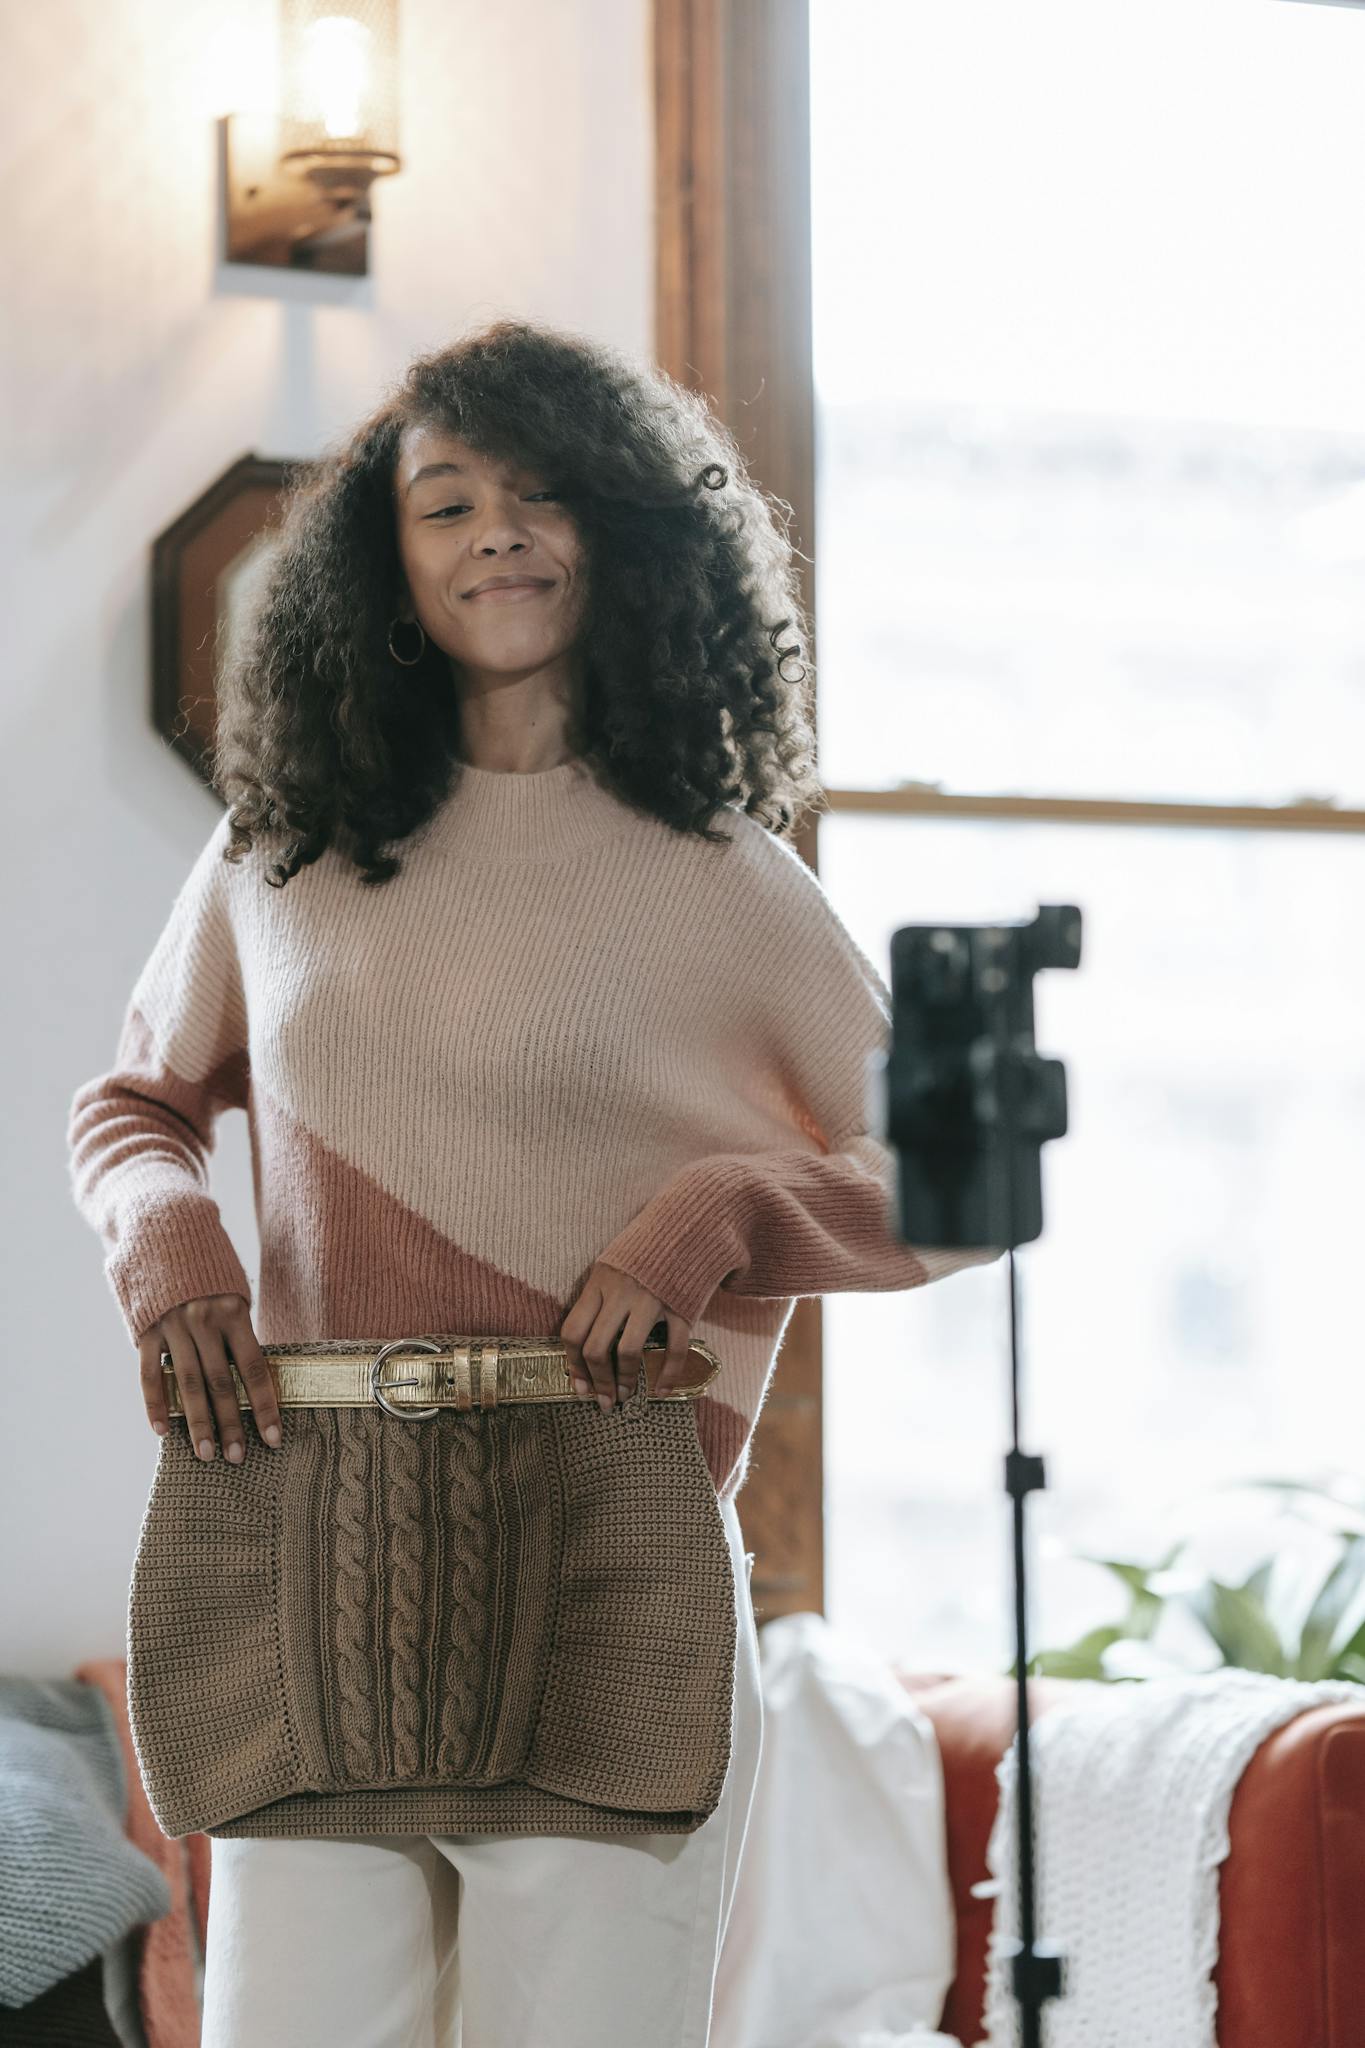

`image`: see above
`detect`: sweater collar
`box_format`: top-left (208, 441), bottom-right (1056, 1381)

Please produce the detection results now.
top-left (420, 754), bottom-right (640, 863)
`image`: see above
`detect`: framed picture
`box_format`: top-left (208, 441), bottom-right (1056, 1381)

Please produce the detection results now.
top-left (150, 453), bottom-right (314, 793)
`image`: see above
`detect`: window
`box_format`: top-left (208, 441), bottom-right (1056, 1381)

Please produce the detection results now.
top-left (811, 0), bottom-right (1365, 1672)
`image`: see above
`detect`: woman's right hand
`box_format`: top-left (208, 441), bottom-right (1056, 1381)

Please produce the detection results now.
top-left (138, 1294), bottom-right (283, 1464)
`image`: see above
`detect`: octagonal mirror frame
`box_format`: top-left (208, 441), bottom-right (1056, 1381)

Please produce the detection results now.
top-left (151, 453), bottom-right (316, 794)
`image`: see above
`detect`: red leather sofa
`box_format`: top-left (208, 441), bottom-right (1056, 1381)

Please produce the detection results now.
top-left (898, 1673), bottom-right (1365, 2048)
top-left (54, 1660), bottom-right (1365, 2048)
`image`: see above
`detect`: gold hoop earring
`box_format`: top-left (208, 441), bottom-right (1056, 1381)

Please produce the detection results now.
top-left (388, 615), bottom-right (427, 666)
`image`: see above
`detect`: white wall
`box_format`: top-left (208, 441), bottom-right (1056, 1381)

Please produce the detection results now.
top-left (1, 0), bottom-right (654, 1675)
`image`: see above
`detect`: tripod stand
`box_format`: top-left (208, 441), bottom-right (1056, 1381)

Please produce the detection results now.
top-left (877, 904), bottom-right (1080, 2046)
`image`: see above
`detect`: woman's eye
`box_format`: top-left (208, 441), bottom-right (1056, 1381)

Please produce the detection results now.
top-left (427, 491), bottom-right (560, 521)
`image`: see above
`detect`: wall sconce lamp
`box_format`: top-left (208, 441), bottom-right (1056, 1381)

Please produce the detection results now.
top-left (224, 0), bottom-right (401, 275)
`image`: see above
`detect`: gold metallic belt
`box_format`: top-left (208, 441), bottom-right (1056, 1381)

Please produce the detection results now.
top-left (159, 1334), bottom-right (722, 1423)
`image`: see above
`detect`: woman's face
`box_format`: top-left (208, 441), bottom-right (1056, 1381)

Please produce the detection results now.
top-left (391, 424), bottom-right (589, 700)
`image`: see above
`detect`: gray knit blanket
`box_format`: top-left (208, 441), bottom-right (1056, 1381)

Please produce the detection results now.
top-left (0, 1675), bottom-right (171, 2007)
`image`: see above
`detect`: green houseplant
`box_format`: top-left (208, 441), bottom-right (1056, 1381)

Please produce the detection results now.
top-left (1025, 1478), bottom-right (1365, 1685)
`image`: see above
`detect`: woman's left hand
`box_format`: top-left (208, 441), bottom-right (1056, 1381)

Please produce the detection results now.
top-left (560, 1261), bottom-right (694, 1413)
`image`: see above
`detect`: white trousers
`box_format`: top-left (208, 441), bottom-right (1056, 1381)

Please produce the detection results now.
top-left (200, 1495), bottom-right (762, 2048)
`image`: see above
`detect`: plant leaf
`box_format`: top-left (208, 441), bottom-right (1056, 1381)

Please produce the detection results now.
top-left (1124, 1590), bottom-right (1164, 1643)
top-left (1025, 1625), bottom-right (1126, 1682)
top-left (1182, 1579), bottom-right (1286, 1674)
top-left (1099, 1637), bottom-right (1197, 1682)
top-left (1073, 1545), bottom-right (1184, 1589)
top-left (1077, 1558), bottom-right (1160, 1596)
top-left (1071, 1550), bottom-right (1186, 1637)
top-left (1326, 1605), bottom-right (1365, 1682)
top-left (1294, 1537), bottom-right (1365, 1681)
top-left (1243, 1559), bottom-right (1275, 1604)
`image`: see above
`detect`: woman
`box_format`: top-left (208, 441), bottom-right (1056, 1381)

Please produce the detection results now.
top-left (67, 319), bottom-right (996, 2047)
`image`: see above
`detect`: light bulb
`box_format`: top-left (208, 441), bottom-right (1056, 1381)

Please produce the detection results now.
top-left (300, 14), bottom-right (374, 140)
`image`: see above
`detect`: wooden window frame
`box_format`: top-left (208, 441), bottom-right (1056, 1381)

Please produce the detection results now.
top-left (655, 0), bottom-right (824, 1618)
top-left (652, 0), bottom-right (1365, 1623)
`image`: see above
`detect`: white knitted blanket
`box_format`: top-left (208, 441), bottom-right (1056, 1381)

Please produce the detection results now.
top-left (979, 1669), bottom-right (1365, 2048)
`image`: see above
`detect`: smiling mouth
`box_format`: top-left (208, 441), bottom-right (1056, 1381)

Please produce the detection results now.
top-left (465, 582), bottom-right (554, 601)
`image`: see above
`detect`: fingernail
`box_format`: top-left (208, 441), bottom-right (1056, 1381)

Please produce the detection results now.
top-left (598, 1393), bottom-right (613, 1414)
top-left (198, 1439), bottom-right (215, 1460)
top-left (225, 1441), bottom-right (244, 1465)
top-left (153, 1421), bottom-right (168, 1437)
top-left (264, 1422), bottom-right (282, 1446)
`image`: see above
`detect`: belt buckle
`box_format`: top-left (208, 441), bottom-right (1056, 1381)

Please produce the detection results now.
top-left (369, 1336), bottom-right (443, 1420)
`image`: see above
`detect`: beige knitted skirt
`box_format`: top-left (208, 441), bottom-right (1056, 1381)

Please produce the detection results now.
top-left (126, 1397), bottom-right (739, 1841)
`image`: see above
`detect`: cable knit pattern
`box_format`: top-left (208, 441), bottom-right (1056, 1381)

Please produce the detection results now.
top-left (434, 1413), bottom-right (494, 1777)
top-left (130, 1390), bottom-right (742, 1839)
top-left (331, 1412), bottom-right (381, 1782)
top-left (382, 1414), bottom-right (428, 1781)
top-left (67, 756), bottom-right (997, 1505)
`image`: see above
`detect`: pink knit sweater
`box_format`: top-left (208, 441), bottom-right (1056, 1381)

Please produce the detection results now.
top-left (67, 758), bottom-right (997, 1502)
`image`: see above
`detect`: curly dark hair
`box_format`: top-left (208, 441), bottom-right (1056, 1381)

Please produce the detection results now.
top-left (211, 317), bottom-right (826, 890)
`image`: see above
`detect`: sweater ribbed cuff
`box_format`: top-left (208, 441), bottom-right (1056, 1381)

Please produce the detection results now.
top-left (107, 1194), bottom-right (254, 1347)
top-left (596, 1158), bottom-right (754, 1325)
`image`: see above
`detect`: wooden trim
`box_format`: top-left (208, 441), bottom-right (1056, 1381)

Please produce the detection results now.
top-left (653, 0), bottom-right (727, 407)
top-left (655, 0), bottom-right (824, 1620)
top-left (818, 788), bottom-right (1365, 834)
